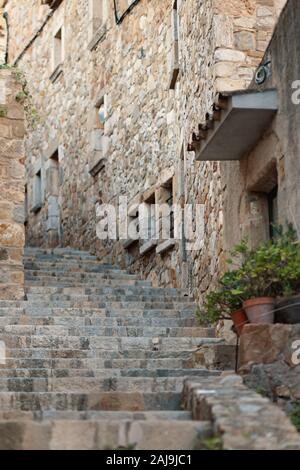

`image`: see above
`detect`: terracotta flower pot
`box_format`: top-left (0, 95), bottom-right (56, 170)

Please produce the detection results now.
top-left (243, 297), bottom-right (275, 324)
top-left (231, 308), bottom-right (249, 336)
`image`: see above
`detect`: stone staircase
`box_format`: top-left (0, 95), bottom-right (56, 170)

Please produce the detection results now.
top-left (0, 247), bottom-right (223, 450)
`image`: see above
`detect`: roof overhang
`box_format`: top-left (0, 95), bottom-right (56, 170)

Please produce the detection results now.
top-left (193, 89), bottom-right (278, 161)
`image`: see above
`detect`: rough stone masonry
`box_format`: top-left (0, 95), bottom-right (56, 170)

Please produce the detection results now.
top-left (1, 0), bottom-right (288, 302)
top-left (0, 68), bottom-right (25, 300)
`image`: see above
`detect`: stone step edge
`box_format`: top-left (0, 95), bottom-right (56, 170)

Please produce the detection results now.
top-left (0, 419), bottom-right (213, 450)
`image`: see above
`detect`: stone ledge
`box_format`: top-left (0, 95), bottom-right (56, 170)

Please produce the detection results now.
top-left (182, 374), bottom-right (300, 449)
top-left (88, 24), bottom-right (107, 52)
top-left (156, 239), bottom-right (175, 255)
top-left (49, 63), bottom-right (63, 84)
top-left (140, 239), bottom-right (157, 256)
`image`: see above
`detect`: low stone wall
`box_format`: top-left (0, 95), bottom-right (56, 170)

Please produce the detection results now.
top-left (239, 324), bottom-right (300, 409)
top-left (182, 374), bottom-right (300, 449)
top-left (0, 69), bottom-right (25, 300)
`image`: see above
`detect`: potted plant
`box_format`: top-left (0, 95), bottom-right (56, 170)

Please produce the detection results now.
top-left (228, 224), bottom-right (300, 324)
top-left (273, 225), bottom-right (300, 324)
top-left (196, 273), bottom-right (248, 336)
top-left (219, 271), bottom-right (249, 335)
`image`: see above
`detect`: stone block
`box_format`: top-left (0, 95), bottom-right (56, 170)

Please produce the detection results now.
top-left (239, 324), bottom-right (292, 367)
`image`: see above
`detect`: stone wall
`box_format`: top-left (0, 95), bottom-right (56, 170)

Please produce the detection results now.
top-left (0, 69), bottom-right (25, 300)
top-left (2, 0), bottom-right (285, 301)
top-left (239, 324), bottom-right (300, 412)
top-left (221, 0), bottom-right (300, 253)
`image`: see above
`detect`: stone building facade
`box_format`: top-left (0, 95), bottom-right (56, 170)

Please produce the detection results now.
top-left (1, 0), bottom-right (291, 300)
top-left (0, 68), bottom-right (25, 300)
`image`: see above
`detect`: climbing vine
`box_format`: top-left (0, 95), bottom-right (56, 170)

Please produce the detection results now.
top-left (13, 68), bottom-right (40, 131)
top-left (0, 63), bottom-right (40, 130)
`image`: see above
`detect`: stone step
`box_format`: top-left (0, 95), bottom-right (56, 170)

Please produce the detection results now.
top-left (3, 335), bottom-right (220, 351)
top-left (0, 305), bottom-right (196, 317)
top-left (4, 347), bottom-right (201, 360)
top-left (25, 280), bottom-right (152, 288)
top-left (25, 270), bottom-right (142, 280)
top-left (0, 368), bottom-right (219, 379)
top-left (0, 314), bottom-right (198, 328)
top-left (0, 409), bottom-right (193, 422)
top-left (0, 357), bottom-right (196, 370)
top-left (24, 262), bottom-right (130, 273)
top-left (0, 300), bottom-right (196, 310)
top-left (0, 304), bottom-right (195, 320)
top-left (24, 286), bottom-right (191, 299)
top-left (0, 376), bottom-right (206, 393)
top-left (0, 391), bottom-right (183, 411)
top-left (0, 324), bottom-right (213, 338)
top-left (0, 419), bottom-right (212, 450)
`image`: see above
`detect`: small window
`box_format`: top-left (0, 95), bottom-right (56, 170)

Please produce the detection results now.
top-left (268, 186), bottom-right (278, 239)
top-left (53, 28), bottom-right (63, 70)
top-left (169, 0), bottom-right (180, 90)
top-left (139, 192), bottom-right (157, 255)
top-left (94, 96), bottom-right (107, 152)
top-left (89, 0), bottom-right (108, 42)
top-left (24, 185), bottom-right (28, 223)
top-left (48, 150), bottom-right (60, 197)
top-left (32, 170), bottom-right (43, 213)
top-left (89, 95), bottom-right (107, 177)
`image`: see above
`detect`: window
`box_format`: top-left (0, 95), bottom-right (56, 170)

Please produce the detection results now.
top-left (88, 0), bottom-right (108, 48)
top-left (89, 94), bottom-right (107, 177)
top-left (156, 177), bottom-right (176, 254)
top-left (53, 27), bottom-right (63, 69)
top-left (24, 185), bottom-right (28, 224)
top-left (140, 192), bottom-right (157, 255)
top-left (123, 203), bottom-right (139, 249)
top-left (169, 0), bottom-right (180, 89)
top-left (32, 170), bottom-right (43, 213)
top-left (50, 26), bottom-right (64, 81)
top-left (246, 162), bottom-right (278, 246)
top-left (46, 150), bottom-right (60, 246)
top-left (47, 150), bottom-right (59, 197)
top-left (267, 186), bottom-right (278, 239)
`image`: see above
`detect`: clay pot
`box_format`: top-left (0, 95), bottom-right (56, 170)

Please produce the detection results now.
top-left (243, 297), bottom-right (275, 324)
top-left (231, 308), bottom-right (249, 336)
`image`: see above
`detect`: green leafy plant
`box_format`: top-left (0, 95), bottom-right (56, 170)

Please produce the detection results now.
top-left (12, 68), bottom-right (40, 130)
top-left (198, 436), bottom-right (223, 450)
top-left (196, 224), bottom-right (300, 326)
top-left (290, 404), bottom-right (300, 432)
top-left (0, 105), bottom-right (7, 118)
top-left (229, 224), bottom-right (300, 299)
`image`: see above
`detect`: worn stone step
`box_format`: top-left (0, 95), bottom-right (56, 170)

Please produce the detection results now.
top-left (0, 368), bottom-right (219, 379)
top-left (24, 285), bottom-right (190, 296)
top-left (0, 357), bottom-right (196, 370)
top-left (0, 302), bottom-right (195, 313)
top-left (0, 391), bottom-right (182, 411)
top-left (0, 419), bottom-right (212, 450)
top-left (3, 335), bottom-right (221, 351)
top-left (0, 376), bottom-right (207, 393)
top-left (0, 314), bottom-right (198, 328)
top-left (25, 279), bottom-right (151, 288)
top-left (0, 306), bottom-right (196, 319)
top-left (24, 262), bottom-right (131, 274)
top-left (0, 409), bottom-right (193, 422)
top-left (25, 270), bottom-right (142, 281)
top-left (0, 324), bottom-right (213, 338)
top-left (4, 347), bottom-right (201, 360)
